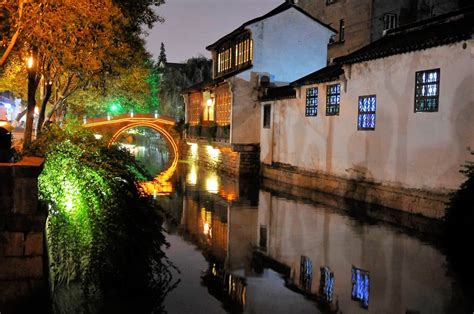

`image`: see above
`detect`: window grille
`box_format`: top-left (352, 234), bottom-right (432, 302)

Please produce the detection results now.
top-left (415, 69), bottom-right (440, 112)
top-left (326, 84), bottom-right (341, 116)
top-left (358, 95), bottom-right (376, 130)
top-left (305, 87), bottom-right (318, 116)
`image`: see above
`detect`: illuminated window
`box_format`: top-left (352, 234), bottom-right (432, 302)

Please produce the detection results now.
top-left (326, 83), bottom-right (341, 116)
top-left (415, 68), bottom-right (440, 112)
top-left (215, 86), bottom-right (231, 125)
top-left (305, 87), bottom-right (318, 116)
top-left (300, 256), bottom-right (313, 292)
top-left (263, 104), bottom-right (271, 128)
top-left (203, 94), bottom-right (215, 122)
top-left (358, 95), bottom-right (376, 130)
top-left (216, 32), bottom-right (252, 77)
top-left (351, 266), bottom-right (370, 308)
top-left (188, 92), bottom-right (202, 125)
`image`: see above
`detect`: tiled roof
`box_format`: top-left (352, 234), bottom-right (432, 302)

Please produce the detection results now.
top-left (206, 1), bottom-right (336, 50)
top-left (291, 64), bottom-right (343, 86)
top-left (182, 78), bottom-right (225, 94)
top-left (334, 6), bottom-right (474, 65)
top-left (260, 85), bottom-right (296, 101)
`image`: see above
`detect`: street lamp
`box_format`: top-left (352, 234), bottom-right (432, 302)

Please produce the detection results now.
top-left (24, 52), bottom-right (38, 146)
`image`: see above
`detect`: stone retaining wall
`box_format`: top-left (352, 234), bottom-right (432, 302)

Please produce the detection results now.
top-left (0, 157), bottom-right (47, 311)
top-left (261, 162), bottom-right (449, 220)
top-left (184, 140), bottom-right (259, 177)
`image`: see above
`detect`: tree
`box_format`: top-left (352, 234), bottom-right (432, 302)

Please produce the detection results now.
top-left (0, 0), bottom-right (165, 144)
top-left (158, 56), bottom-right (212, 118)
top-left (158, 42), bottom-right (167, 65)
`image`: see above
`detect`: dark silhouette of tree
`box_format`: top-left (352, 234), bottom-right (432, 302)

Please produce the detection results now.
top-left (158, 56), bottom-right (212, 119)
top-left (158, 42), bottom-right (167, 65)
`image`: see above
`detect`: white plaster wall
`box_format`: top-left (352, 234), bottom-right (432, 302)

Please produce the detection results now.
top-left (261, 40), bottom-right (474, 191)
top-left (229, 77), bottom-right (261, 144)
top-left (239, 8), bottom-right (334, 83)
top-left (231, 7), bottom-right (334, 145)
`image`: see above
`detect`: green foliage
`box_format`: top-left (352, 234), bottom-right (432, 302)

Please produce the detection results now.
top-left (25, 124), bottom-right (175, 308)
top-left (445, 152), bottom-right (474, 284)
top-left (158, 56), bottom-right (212, 119)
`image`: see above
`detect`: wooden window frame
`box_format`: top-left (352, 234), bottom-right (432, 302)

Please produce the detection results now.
top-left (414, 68), bottom-right (440, 113)
top-left (357, 95), bottom-right (376, 130)
top-left (326, 83), bottom-right (341, 116)
top-left (305, 87), bottom-right (318, 117)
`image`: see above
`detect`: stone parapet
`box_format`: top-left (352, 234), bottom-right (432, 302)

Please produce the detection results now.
top-left (0, 157), bottom-right (48, 311)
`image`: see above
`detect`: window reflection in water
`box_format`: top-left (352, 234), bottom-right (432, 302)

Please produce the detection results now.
top-left (300, 256), bottom-right (313, 292)
top-left (351, 266), bottom-right (370, 308)
top-left (319, 266), bottom-right (334, 303)
top-left (202, 262), bottom-right (247, 310)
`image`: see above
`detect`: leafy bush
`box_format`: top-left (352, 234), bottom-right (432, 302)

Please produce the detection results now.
top-left (25, 123), bottom-right (175, 309)
top-left (444, 152), bottom-right (474, 284)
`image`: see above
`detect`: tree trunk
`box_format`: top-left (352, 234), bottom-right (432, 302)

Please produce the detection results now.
top-left (14, 108), bottom-right (27, 124)
top-left (36, 82), bottom-right (52, 136)
top-left (24, 71), bottom-right (40, 146)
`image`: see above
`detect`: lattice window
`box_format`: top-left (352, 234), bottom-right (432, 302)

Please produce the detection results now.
top-left (326, 83), bottom-right (341, 116)
top-left (215, 86), bottom-right (231, 125)
top-left (358, 95), bottom-right (376, 130)
top-left (216, 32), bottom-right (252, 77)
top-left (415, 69), bottom-right (440, 112)
top-left (305, 87), bottom-right (318, 117)
top-left (188, 92), bottom-right (202, 125)
top-left (217, 46), bottom-right (232, 74)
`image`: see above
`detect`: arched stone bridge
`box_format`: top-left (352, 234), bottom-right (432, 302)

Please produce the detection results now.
top-left (83, 113), bottom-right (179, 179)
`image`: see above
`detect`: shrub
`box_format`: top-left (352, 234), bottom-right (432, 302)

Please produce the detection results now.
top-left (25, 123), bottom-right (175, 309)
top-left (444, 152), bottom-right (474, 284)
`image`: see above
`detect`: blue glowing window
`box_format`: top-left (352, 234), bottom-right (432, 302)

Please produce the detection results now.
top-left (319, 266), bottom-right (335, 303)
top-left (358, 95), bottom-right (376, 130)
top-left (305, 87), bottom-right (318, 117)
top-left (351, 266), bottom-right (370, 308)
top-left (415, 68), bottom-right (440, 112)
top-left (326, 84), bottom-right (340, 116)
top-left (300, 256), bottom-right (313, 291)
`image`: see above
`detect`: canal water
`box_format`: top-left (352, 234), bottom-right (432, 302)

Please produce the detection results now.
top-left (156, 162), bottom-right (473, 314)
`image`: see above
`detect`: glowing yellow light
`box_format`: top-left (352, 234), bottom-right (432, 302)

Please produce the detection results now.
top-left (204, 222), bottom-right (210, 235)
top-left (205, 173), bottom-right (219, 194)
top-left (206, 145), bottom-right (220, 160)
top-left (27, 56), bottom-right (34, 69)
top-left (94, 134), bottom-right (102, 140)
top-left (188, 142), bottom-right (198, 159)
top-left (186, 164), bottom-right (197, 186)
top-left (206, 98), bottom-right (213, 107)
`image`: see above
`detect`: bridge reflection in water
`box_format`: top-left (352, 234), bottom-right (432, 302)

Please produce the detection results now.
top-left (158, 163), bottom-right (471, 314)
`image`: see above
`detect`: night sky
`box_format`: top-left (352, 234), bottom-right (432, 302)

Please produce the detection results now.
top-left (145, 0), bottom-right (282, 63)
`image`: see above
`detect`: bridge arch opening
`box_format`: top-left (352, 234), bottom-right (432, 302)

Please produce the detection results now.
top-left (108, 122), bottom-right (179, 180)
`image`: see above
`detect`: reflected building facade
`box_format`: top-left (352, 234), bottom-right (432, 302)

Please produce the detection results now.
top-left (165, 164), bottom-right (470, 313)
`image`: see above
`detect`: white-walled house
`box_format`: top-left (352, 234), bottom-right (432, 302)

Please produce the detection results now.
top-left (183, 1), bottom-right (335, 176)
top-left (260, 8), bottom-right (474, 218)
